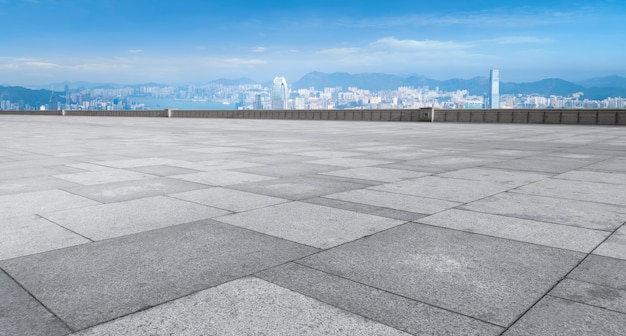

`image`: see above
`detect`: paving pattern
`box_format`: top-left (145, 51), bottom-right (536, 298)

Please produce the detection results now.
top-left (1, 115), bottom-right (625, 335)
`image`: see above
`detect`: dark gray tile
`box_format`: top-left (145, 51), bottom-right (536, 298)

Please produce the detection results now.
top-left (257, 263), bottom-right (504, 336)
top-left (300, 223), bottom-right (584, 326)
top-left (230, 175), bottom-right (369, 200)
top-left (234, 162), bottom-right (343, 178)
top-left (0, 220), bottom-right (317, 330)
top-left (503, 296), bottom-right (626, 336)
top-left (568, 255), bottom-right (626, 290)
top-left (304, 197), bottom-right (425, 221)
top-left (550, 279), bottom-right (626, 313)
top-left (127, 164), bottom-right (204, 176)
top-left (484, 157), bottom-right (592, 173)
top-left (0, 270), bottom-right (70, 336)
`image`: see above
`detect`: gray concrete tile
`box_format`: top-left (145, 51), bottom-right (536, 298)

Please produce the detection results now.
top-left (257, 263), bottom-right (504, 336)
top-left (94, 157), bottom-right (187, 168)
top-left (0, 189), bottom-right (100, 219)
top-left (170, 187), bottom-right (289, 212)
top-left (585, 158), bottom-right (626, 173)
top-left (371, 176), bottom-right (510, 203)
top-left (303, 197), bottom-right (426, 221)
top-left (568, 255), bottom-right (626, 290)
top-left (234, 161), bottom-right (342, 178)
top-left (325, 189), bottom-right (461, 214)
top-left (418, 209), bottom-right (609, 253)
top-left (235, 153), bottom-right (310, 164)
top-left (0, 167), bottom-right (61, 181)
top-left (53, 168), bottom-right (156, 186)
top-left (127, 164), bottom-right (204, 176)
top-left (170, 170), bottom-right (275, 186)
top-left (0, 270), bottom-right (71, 336)
top-left (186, 146), bottom-right (250, 154)
top-left (300, 223), bottom-right (584, 326)
top-left (72, 277), bottom-right (410, 336)
top-left (503, 296), bottom-right (626, 336)
top-left (321, 167), bottom-right (430, 182)
top-left (172, 159), bottom-right (265, 171)
top-left (0, 220), bottom-right (318, 331)
top-left (554, 170), bottom-right (626, 185)
top-left (0, 215), bottom-right (89, 260)
top-left (461, 192), bottom-right (626, 231)
top-left (40, 196), bottom-right (229, 240)
top-left (439, 168), bottom-right (550, 188)
top-left (59, 177), bottom-right (208, 203)
top-left (306, 157), bottom-right (393, 168)
top-left (550, 278), bottom-right (626, 313)
top-left (230, 175), bottom-right (369, 200)
top-left (0, 176), bottom-right (80, 196)
top-left (484, 157), bottom-right (592, 173)
top-left (514, 178), bottom-right (626, 206)
top-left (593, 226), bottom-right (626, 260)
top-left (296, 150), bottom-right (362, 158)
top-left (216, 201), bottom-right (404, 249)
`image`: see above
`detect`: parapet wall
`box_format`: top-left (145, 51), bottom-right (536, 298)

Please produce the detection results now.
top-left (1, 108), bottom-right (625, 125)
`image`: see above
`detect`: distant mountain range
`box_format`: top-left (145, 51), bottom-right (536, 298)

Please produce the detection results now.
top-left (3, 73), bottom-right (625, 108)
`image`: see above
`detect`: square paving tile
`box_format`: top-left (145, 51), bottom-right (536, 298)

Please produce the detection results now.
top-left (300, 223), bottom-right (584, 326)
top-left (170, 187), bottom-right (289, 212)
top-left (59, 177), bottom-right (208, 203)
top-left (303, 197), bottom-right (427, 221)
top-left (514, 178), bottom-right (626, 206)
top-left (0, 220), bottom-right (318, 331)
top-left (234, 162), bottom-right (342, 178)
top-left (230, 175), bottom-right (369, 200)
top-left (305, 157), bottom-right (393, 168)
top-left (257, 263), bottom-right (504, 336)
top-left (0, 215), bottom-right (90, 260)
top-left (371, 176), bottom-right (510, 203)
top-left (418, 209), bottom-right (609, 252)
top-left (71, 277), bottom-right (409, 336)
top-left (0, 176), bottom-right (80, 196)
top-left (585, 158), bottom-right (626, 173)
top-left (94, 157), bottom-right (187, 169)
top-left (439, 168), bottom-right (550, 188)
top-left (127, 164), bottom-right (204, 176)
top-left (216, 201), bottom-right (404, 249)
top-left (324, 189), bottom-right (461, 214)
top-left (503, 296), bottom-right (626, 335)
top-left (40, 196), bottom-right (229, 240)
top-left (550, 278), bottom-right (626, 313)
top-left (0, 189), bottom-right (100, 219)
top-left (484, 157), bottom-right (592, 173)
top-left (568, 255), bottom-right (626, 290)
top-left (296, 150), bottom-right (362, 158)
top-left (554, 170), bottom-right (626, 185)
top-left (461, 192), bottom-right (626, 231)
top-left (0, 270), bottom-right (71, 336)
top-left (171, 170), bottom-right (275, 186)
top-left (321, 167), bottom-right (430, 182)
top-left (593, 226), bottom-right (626, 260)
top-left (54, 169), bottom-right (156, 186)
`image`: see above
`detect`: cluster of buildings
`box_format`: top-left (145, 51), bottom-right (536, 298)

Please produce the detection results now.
top-left (1, 71), bottom-right (624, 111)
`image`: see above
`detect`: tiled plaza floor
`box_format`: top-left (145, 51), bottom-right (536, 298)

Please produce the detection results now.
top-left (1, 115), bottom-right (625, 335)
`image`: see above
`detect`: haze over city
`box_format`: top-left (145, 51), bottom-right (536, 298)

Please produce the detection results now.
top-left (1, 0), bottom-right (625, 86)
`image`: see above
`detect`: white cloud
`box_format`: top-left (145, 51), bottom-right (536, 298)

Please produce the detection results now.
top-left (370, 37), bottom-right (474, 53)
top-left (317, 48), bottom-right (361, 55)
top-left (251, 46), bottom-right (267, 53)
top-left (127, 49), bottom-right (143, 54)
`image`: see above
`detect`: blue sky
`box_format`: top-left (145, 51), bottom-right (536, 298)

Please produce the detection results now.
top-left (0, 0), bottom-right (624, 85)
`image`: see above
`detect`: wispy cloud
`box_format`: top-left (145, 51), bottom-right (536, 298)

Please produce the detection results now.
top-left (251, 46), bottom-right (267, 53)
top-left (317, 48), bottom-right (361, 55)
top-left (370, 37), bottom-right (474, 53)
top-left (127, 49), bottom-right (143, 54)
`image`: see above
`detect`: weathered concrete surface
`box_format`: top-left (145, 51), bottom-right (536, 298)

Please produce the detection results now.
top-left (0, 115), bottom-right (625, 335)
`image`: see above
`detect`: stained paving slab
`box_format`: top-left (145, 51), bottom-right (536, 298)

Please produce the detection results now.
top-left (0, 115), bottom-right (625, 335)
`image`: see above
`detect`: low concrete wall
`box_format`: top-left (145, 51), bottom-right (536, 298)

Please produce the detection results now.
top-left (1, 108), bottom-right (624, 125)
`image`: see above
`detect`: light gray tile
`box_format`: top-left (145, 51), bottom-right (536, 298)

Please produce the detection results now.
top-left (41, 196), bottom-right (229, 240)
top-left (73, 277), bottom-right (410, 336)
top-left (171, 170), bottom-right (275, 186)
top-left (439, 168), bottom-right (550, 188)
top-left (461, 192), bottom-right (626, 231)
top-left (485, 157), bottom-right (592, 173)
top-left (127, 164), bottom-right (204, 176)
top-left (216, 201), bottom-right (404, 249)
top-left (0, 215), bottom-right (89, 260)
top-left (569, 255), bottom-right (626, 290)
top-left (234, 162), bottom-right (342, 178)
top-left (300, 223), bottom-right (583, 326)
top-left (371, 176), bottom-right (509, 203)
top-left (257, 263), bottom-right (504, 336)
top-left (230, 175), bottom-right (368, 200)
top-left (514, 178), bottom-right (626, 206)
top-left (503, 296), bottom-right (626, 336)
top-left (322, 167), bottom-right (430, 182)
top-left (594, 226), bottom-right (626, 260)
top-left (418, 209), bottom-right (609, 252)
top-left (296, 150), bottom-right (362, 158)
top-left (555, 170), bottom-right (626, 185)
top-left (0, 189), bottom-right (100, 219)
top-left (171, 187), bottom-right (289, 212)
top-left (325, 189), bottom-right (460, 214)
top-left (186, 146), bottom-right (249, 154)
top-left (94, 157), bottom-right (187, 168)
top-left (0, 221), bottom-right (317, 331)
top-left (303, 197), bottom-right (426, 221)
top-left (585, 158), bottom-right (626, 173)
top-left (306, 157), bottom-right (393, 168)
top-left (54, 169), bottom-right (156, 186)
top-left (0, 270), bottom-right (70, 336)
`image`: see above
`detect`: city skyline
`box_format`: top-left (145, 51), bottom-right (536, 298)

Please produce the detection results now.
top-left (1, 1), bottom-right (625, 86)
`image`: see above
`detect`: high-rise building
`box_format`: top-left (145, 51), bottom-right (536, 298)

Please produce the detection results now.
top-left (271, 76), bottom-right (288, 110)
top-left (489, 69), bottom-right (500, 109)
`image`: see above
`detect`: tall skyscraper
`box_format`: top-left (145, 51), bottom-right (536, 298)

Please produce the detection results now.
top-left (271, 76), bottom-right (288, 110)
top-left (489, 69), bottom-right (500, 109)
